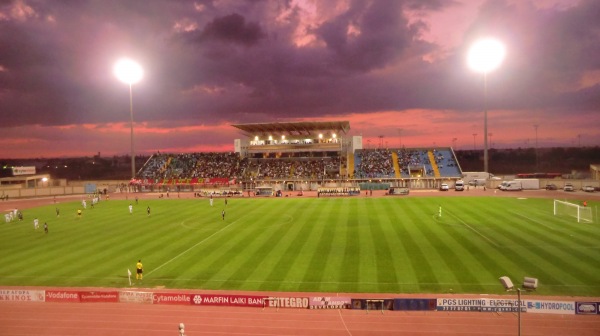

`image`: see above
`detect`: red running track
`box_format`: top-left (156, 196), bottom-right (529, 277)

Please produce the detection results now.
top-left (1, 300), bottom-right (600, 336)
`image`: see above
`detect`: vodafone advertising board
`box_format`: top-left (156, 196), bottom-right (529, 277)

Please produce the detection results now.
top-left (46, 290), bottom-right (80, 303)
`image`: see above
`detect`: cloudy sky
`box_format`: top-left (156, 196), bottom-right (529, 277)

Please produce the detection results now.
top-left (1, 0), bottom-right (598, 158)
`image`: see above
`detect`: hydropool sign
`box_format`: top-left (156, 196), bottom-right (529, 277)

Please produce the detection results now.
top-left (525, 300), bottom-right (575, 314)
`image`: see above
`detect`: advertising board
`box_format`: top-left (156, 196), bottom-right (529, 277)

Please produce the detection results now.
top-left (393, 299), bottom-right (436, 311)
top-left (119, 291), bottom-right (154, 304)
top-left (152, 293), bottom-right (192, 305)
top-left (266, 297), bottom-right (309, 309)
top-left (0, 289), bottom-right (45, 302)
top-left (525, 300), bottom-right (575, 314)
top-left (191, 294), bottom-right (266, 307)
top-left (436, 298), bottom-right (526, 312)
top-left (309, 296), bottom-right (351, 309)
top-left (576, 302), bottom-right (599, 315)
top-left (79, 291), bottom-right (119, 303)
top-left (45, 290), bottom-right (80, 303)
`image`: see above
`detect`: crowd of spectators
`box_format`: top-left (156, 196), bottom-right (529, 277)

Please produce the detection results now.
top-left (138, 153), bottom-right (343, 181)
top-left (253, 160), bottom-right (292, 179)
top-left (355, 149), bottom-right (394, 178)
top-left (397, 149), bottom-right (431, 177)
top-left (138, 152), bottom-right (247, 180)
top-left (138, 153), bottom-right (169, 180)
top-left (137, 148), bottom-right (458, 182)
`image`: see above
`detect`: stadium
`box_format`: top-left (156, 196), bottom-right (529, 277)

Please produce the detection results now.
top-left (1, 121), bottom-right (599, 335)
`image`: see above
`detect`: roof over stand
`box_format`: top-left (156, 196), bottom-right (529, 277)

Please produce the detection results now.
top-left (231, 121), bottom-right (350, 137)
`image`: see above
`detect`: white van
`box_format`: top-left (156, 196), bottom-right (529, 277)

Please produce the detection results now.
top-left (469, 179), bottom-right (486, 187)
top-left (504, 181), bottom-right (522, 191)
top-left (455, 180), bottom-right (465, 191)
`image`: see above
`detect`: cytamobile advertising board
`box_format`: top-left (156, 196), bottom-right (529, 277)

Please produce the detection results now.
top-left (0, 289), bottom-right (45, 302)
top-left (309, 296), bottom-right (351, 309)
top-left (525, 300), bottom-right (575, 314)
top-left (79, 291), bottom-right (118, 303)
top-left (153, 293), bottom-right (192, 305)
top-left (46, 290), bottom-right (80, 303)
top-left (191, 294), bottom-right (267, 307)
top-left (119, 291), bottom-right (153, 304)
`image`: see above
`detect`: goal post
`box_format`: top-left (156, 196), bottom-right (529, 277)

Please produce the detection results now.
top-left (553, 199), bottom-right (593, 223)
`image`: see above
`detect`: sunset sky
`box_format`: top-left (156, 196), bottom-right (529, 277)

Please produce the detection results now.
top-left (1, 0), bottom-right (599, 158)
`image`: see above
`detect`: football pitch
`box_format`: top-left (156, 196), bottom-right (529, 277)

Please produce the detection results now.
top-left (1, 195), bottom-right (599, 297)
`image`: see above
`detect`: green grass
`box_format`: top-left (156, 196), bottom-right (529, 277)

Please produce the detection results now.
top-left (1, 196), bottom-right (599, 296)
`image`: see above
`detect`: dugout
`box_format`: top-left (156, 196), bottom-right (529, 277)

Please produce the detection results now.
top-left (388, 187), bottom-right (410, 195)
top-left (358, 182), bottom-right (390, 190)
top-left (255, 186), bottom-right (273, 196)
top-left (317, 186), bottom-right (360, 196)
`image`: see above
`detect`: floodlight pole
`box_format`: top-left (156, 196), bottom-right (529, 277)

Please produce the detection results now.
top-left (129, 83), bottom-right (135, 179)
top-left (114, 58), bottom-right (143, 180)
top-left (517, 288), bottom-right (521, 336)
top-left (484, 72), bottom-right (489, 173)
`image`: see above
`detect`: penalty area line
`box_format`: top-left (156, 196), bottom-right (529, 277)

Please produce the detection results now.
top-left (147, 219), bottom-right (239, 276)
top-left (446, 210), bottom-right (500, 248)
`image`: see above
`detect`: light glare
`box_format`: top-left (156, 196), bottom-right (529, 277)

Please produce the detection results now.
top-left (114, 58), bottom-right (143, 84)
top-left (467, 38), bottom-right (506, 73)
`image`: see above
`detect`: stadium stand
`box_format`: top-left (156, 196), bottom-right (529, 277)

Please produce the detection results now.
top-left (131, 121), bottom-right (462, 192)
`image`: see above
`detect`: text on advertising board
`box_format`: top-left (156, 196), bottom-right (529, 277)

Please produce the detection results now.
top-left (191, 294), bottom-right (266, 307)
top-left (45, 290), bottom-right (80, 303)
top-left (309, 296), bottom-right (351, 309)
top-left (0, 289), bottom-right (45, 302)
top-left (267, 297), bottom-right (309, 308)
top-left (153, 293), bottom-right (191, 305)
top-left (79, 291), bottom-right (118, 303)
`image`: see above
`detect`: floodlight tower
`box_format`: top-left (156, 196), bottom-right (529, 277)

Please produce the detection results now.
top-left (533, 124), bottom-right (539, 170)
top-left (468, 38), bottom-right (506, 173)
top-left (114, 58), bottom-right (144, 179)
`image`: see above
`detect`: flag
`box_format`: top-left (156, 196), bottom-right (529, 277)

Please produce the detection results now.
top-left (127, 268), bottom-right (132, 286)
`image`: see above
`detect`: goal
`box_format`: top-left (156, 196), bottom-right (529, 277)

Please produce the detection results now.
top-left (553, 199), bottom-right (593, 223)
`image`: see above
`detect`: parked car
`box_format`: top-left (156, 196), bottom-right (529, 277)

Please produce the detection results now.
top-left (440, 183), bottom-right (449, 191)
top-left (545, 184), bottom-right (557, 190)
top-left (564, 183), bottom-right (574, 192)
top-left (582, 185), bottom-right (595, 192)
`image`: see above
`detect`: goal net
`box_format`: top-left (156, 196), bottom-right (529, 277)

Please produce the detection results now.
top-left (553, 199), bottom-right (593, 223)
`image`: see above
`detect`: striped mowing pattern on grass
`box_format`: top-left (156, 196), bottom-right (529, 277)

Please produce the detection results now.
top-left (0, 196), bottom-right (598, 296)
